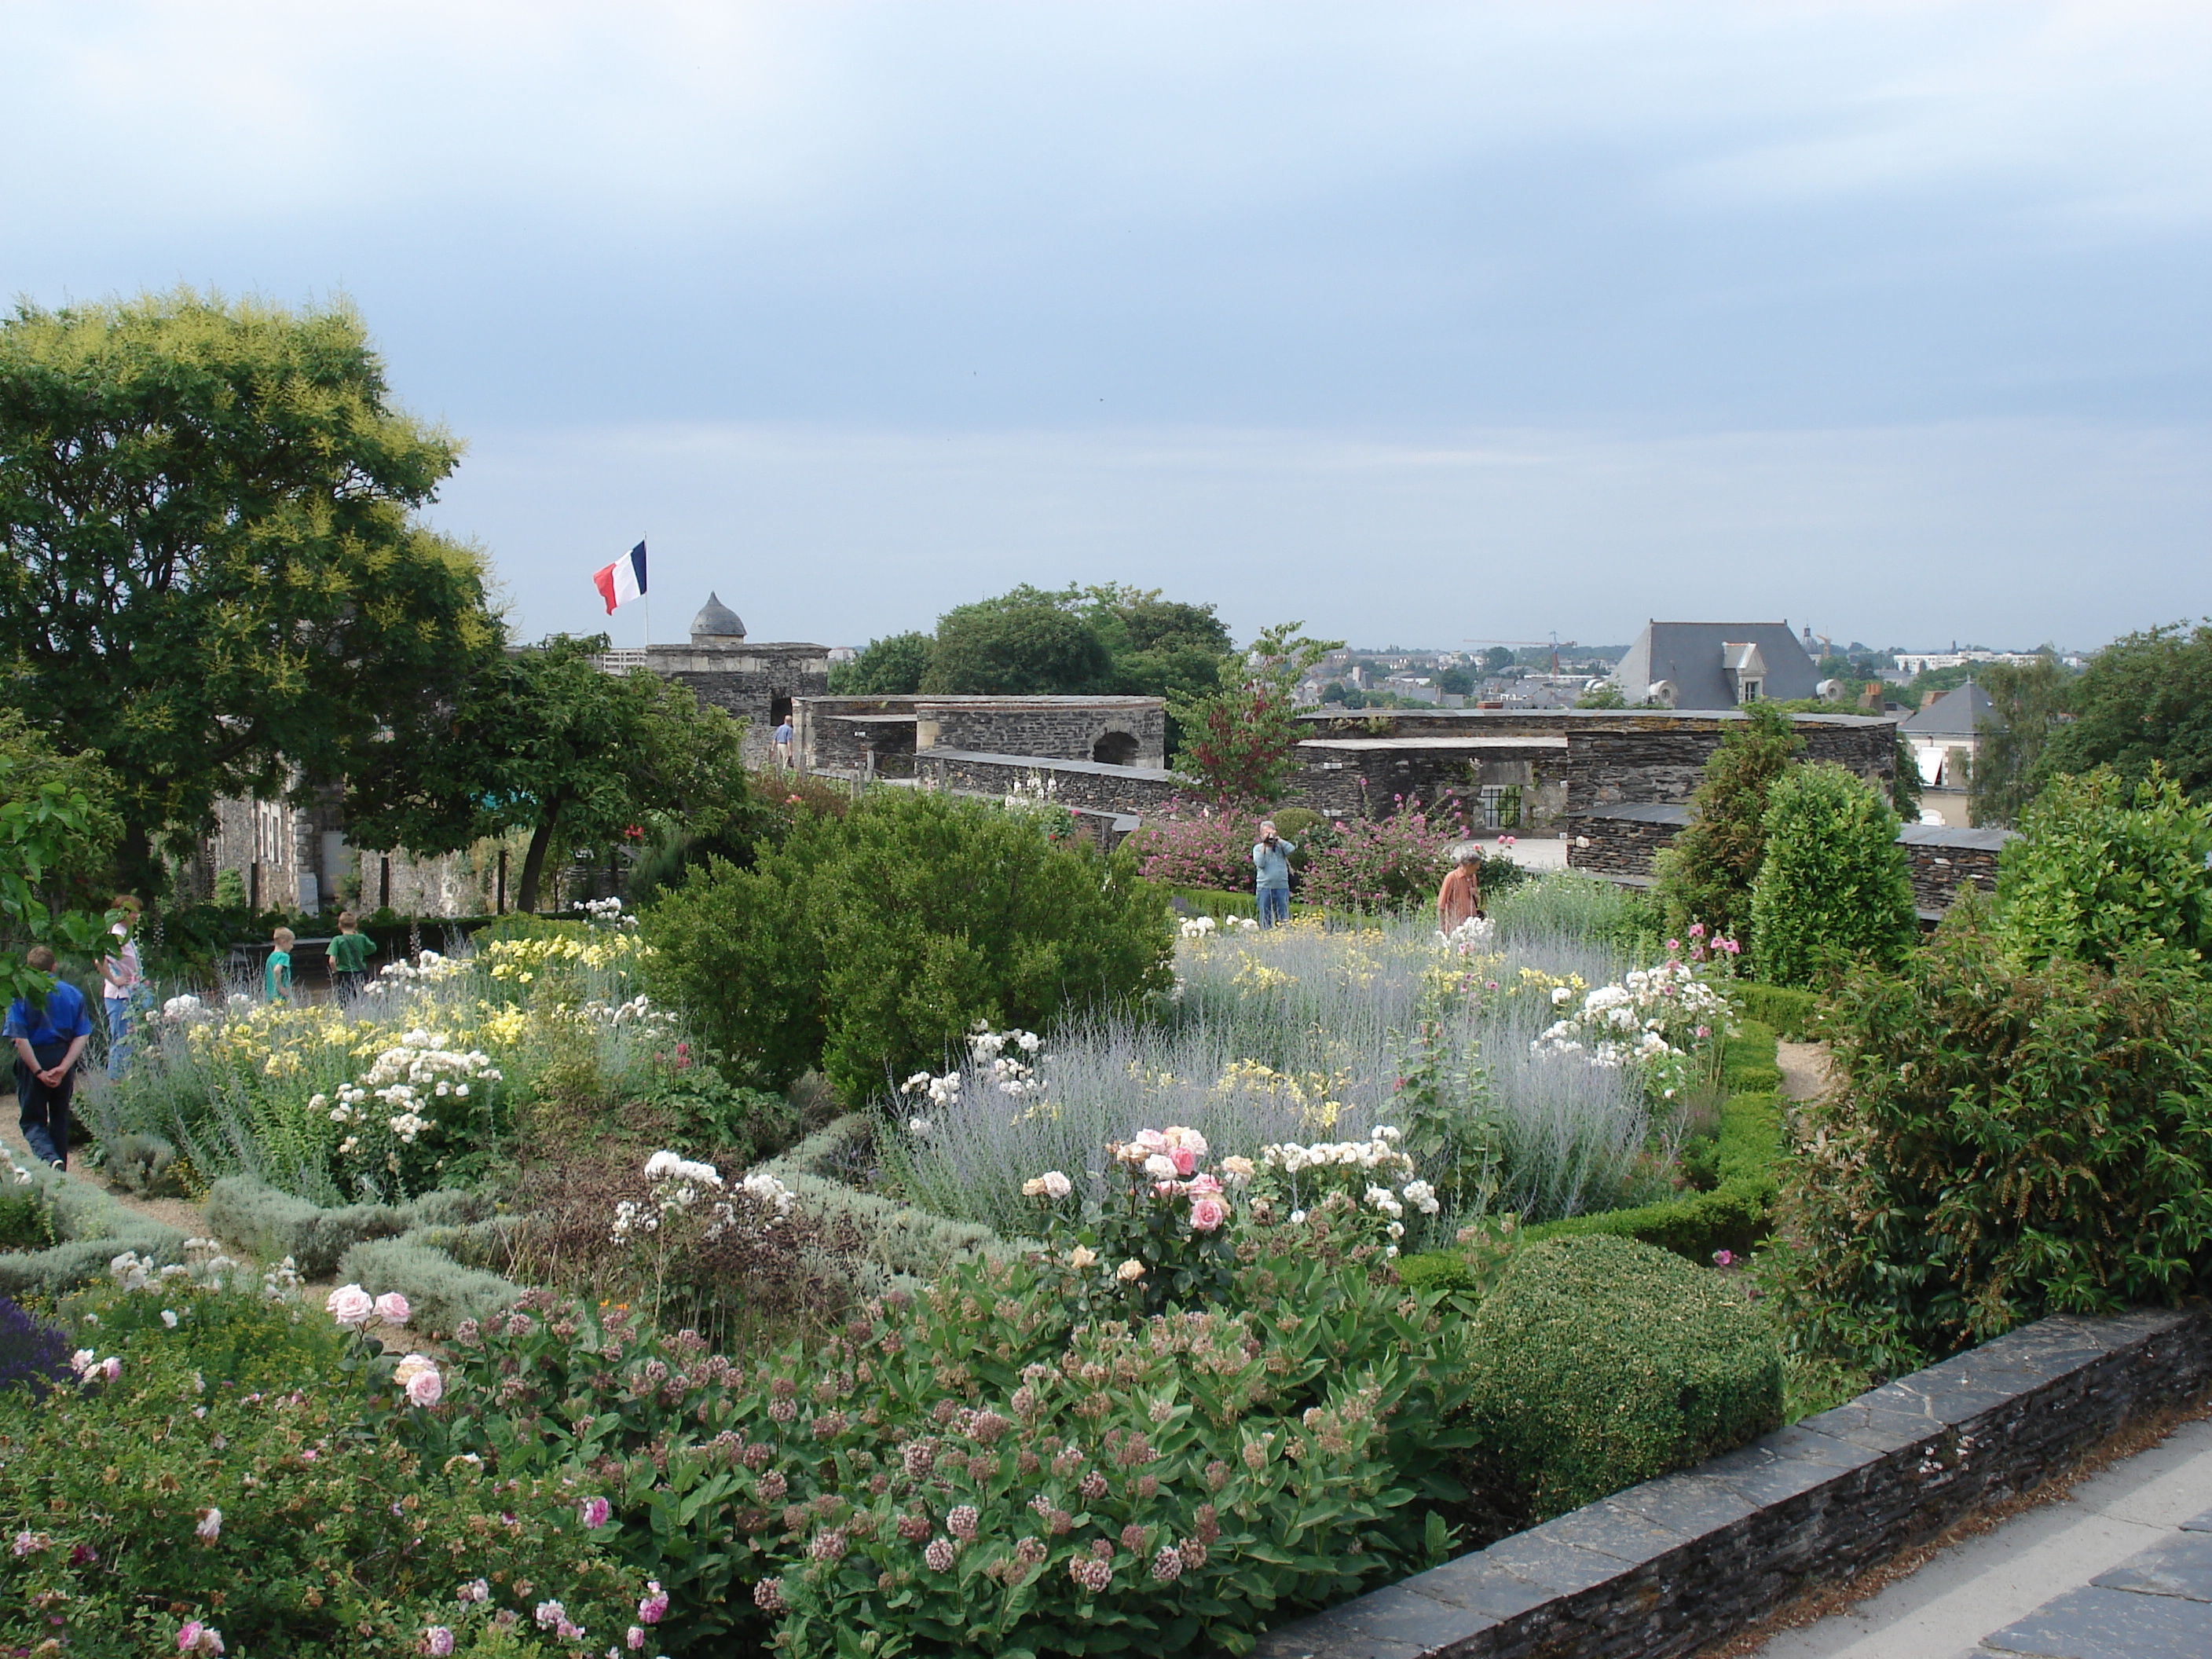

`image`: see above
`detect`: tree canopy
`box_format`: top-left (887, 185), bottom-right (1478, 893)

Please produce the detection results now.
top-left (1650, 703), bottom-right (1804, 943)
top-left (2038, 622), bottom-right (2212, 804)
top-left (0, 290), bottom-right (499, 893)
top-left (344, 635), bottom-right (752, 914)
top-left (1967, 657), bottom-right (2076, 827)
top-left (828, 631), bottom-right (933, 696)
top-left (1169, 621), bottom-right (1342, 805)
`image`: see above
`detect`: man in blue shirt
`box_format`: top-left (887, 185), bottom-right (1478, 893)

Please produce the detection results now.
top-left (1251, 820), bottom-right (1297, 928)
top-left (5, 946), bottom-right (93, 1169)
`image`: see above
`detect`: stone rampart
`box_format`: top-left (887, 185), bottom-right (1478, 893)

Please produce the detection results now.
top-left (910, 749), bottom-right (1179, 817)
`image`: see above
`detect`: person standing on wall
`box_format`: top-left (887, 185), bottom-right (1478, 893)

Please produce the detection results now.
top-left (95, 894), bottom-right (145, 1079)
top-left (1252, 819), bottom-right (1297, 928)
top-left (6, 946), bottom-right (93, 1169)
top-left (773, 713), bottom-right (795, 771)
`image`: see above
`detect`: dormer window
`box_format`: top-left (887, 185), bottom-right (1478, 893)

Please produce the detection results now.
top-left (1721, 643), bottom-right (1767, 706)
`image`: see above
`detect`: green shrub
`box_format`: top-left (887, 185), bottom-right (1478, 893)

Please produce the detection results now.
top-left (60, 1276), bottom-right (350, 1392)
top-left (0, 1180), bottom-right (52, 1251)
top-left (1735, 982), bottom-right (1823, 1040)
top-left (414, 1246), bottom-right (1478, 1658)
top-left (1993, 765), bottom-right (2212, 976)
top-left (643, 786), bottom-right (1174, 1100)
top-left (335, 1236), bottom-right (522, 1333)
top-left (204, 1177), bottom-right (493, 1279)
top-left (763, 1118), bottom-right (1009, 1281)
top-left (1719, 1018), bottom-right (1783, 1093)
top-left (1749, 762), bottom-right (1917, 986)
top-left (0, 1166), bottom-right (185, 1298)
top-left (1, 1291), bottom-right (638, 1657)
top-left (1458, 1234), bottom-right (1783, 1523)
top-left (1652, 703), bottom-right (1804, 942)
top-left (1768, 923), bottom-right (2212, 1379)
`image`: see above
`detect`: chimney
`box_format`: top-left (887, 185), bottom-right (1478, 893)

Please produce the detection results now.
top-left (1921, 689), bottom-right (1942, 709)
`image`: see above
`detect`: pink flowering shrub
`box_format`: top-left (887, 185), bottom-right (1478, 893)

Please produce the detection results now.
top-left (1299, 800), bottom-right (1473, 911)
top-left (1122, 805), bottom-right (1268, 894)
top-left (407, 1249), bottom-right (1481, 1657)
top-left (0, 1283), bottom-right (639, 1657)
top-left (1023, 1126), bottom-right (1250, 1316)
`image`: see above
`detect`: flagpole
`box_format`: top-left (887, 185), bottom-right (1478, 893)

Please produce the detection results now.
top-left (642, 533), bottom-right (651, 651)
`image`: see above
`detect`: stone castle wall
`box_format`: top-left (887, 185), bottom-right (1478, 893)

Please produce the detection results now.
top-left (636, 642), bottom-right (831, 768)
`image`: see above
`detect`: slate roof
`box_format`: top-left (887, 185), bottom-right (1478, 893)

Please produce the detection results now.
top-left (1899, 680), bottom-right (1997, 737)
top-left (1614, 622), bottom-right (1818, 709)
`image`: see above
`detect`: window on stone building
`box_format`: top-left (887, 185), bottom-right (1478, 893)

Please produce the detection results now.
top-left (1091, 731), bottom-right (1140, 766)
top-left (770, 694), bottom-right (793, 727)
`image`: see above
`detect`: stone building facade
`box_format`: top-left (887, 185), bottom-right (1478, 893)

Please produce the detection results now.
top-left (795, 695), bottom-right (1166, 781)
top-left (601, 593), bottom-right (830, 768)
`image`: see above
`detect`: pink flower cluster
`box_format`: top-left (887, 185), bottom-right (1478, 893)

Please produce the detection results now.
top-left (1106, 1127), bottom-right (1229, 1231)
top-left (325, 1285), bottom-right (411, 1328)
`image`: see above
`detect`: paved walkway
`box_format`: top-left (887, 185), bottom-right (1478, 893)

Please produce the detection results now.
top-left (1749, 1415), bottom-right (2212, 1659)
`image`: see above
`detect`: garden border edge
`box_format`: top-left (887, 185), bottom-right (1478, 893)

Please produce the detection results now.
top-left (1253, 1302), bottom-right (2212, 1659)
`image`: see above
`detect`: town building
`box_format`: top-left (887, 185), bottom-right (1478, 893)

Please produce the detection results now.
top-left (1612, 622), bottom-right (1821, 708)
top-left (1899, 680), bottom-right (1996, 828)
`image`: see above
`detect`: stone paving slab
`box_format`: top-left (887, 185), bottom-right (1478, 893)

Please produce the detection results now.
top-left (1973, 1582), bottom-right (2210, 1658)
top-left (2088, 1528), bottom-right (2212, 1602)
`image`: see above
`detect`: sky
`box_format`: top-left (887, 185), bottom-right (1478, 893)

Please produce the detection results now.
top-left (3, 1), bottom-right (2207, 654)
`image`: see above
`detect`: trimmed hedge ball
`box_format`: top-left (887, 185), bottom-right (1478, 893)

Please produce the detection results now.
top-left (1460, 1232), bottom-right (1782, 1522)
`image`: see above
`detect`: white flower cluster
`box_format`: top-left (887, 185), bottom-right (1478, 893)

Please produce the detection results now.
top-left (1261, 1126), bottom-right (1414, 1179)
top-left (1179, 914), bottom-right (1259, 938)
top-left (161, 993), bottom-right (211, 1024)
top-left (1437, 916), bottom-right (1496, 951)
top-left (903, 1025), bottom-right (1047, 1127)
top-left (4, 1155), bottom-right (31, 1188)
top-left (571, 895), bottom-right (638, 928)
top-left (108, 1240), bottom-right (245, 1295)
top-left (579, 992), bottom-right (672, 1029)
top-left (615, 1153), bottom-right (794, 1244)
top-left (1533, 959), bottom-right (1730, 1084)
top-left (643, 1150), bottom-right (723, 1187)
top-left (361, 949), bottom-right (467, 995)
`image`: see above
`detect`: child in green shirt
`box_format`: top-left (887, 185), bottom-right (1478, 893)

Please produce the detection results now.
top-left (266, 927), bottom-right (295, 1004)
top-left (328, 911), bottom-right (373, 1003)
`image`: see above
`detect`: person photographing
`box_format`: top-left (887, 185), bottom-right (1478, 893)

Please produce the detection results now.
top-left (1251, 820), bottom-right (1298, 928)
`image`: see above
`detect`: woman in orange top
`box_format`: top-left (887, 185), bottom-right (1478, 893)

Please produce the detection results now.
top-left (1437, 844), bottom-right (1483, 932)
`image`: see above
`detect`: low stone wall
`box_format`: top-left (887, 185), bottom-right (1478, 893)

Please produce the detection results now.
top-left (1287, 738), bottom-right (1569, 834)
top-left (911, 749), bottom-right (1180, 817)
top-left (1899, 824), bottom-right (2014, 916)
top-left (1565, 804), bottom-right (1687, 880)
top-left (923, 698), bottom-right (1165, 769)
top-left (1255, 1305), bottom-right (2212, 1659)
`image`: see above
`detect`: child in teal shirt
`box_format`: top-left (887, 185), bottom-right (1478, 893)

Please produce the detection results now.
top-left (266, 927), bottom-right (295, 1003)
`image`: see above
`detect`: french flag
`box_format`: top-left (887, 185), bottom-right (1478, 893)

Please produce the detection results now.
top-left (592, 540), bottom-right (648, 614)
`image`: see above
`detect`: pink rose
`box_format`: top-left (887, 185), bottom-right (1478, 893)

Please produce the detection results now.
top-left (638, 1584), bottom-right (668, 1625)
top-left (1133, 1130), bottom-right (1168, 1155)
top-left (325, 1285), bottom-right (375, 1328)
top-left (1188, 1198), bottom-right (1227, 1232)
top-left (1169, 1148), bottom-right (1197, 1177)
top-left (421, 1628), bottom-right (456, 1657)
top-left (374, 1292), bottom-right (411, 1325)
top-left (101, 1356), bottom-right (123, 1382)
top-left (579, 1496), bottom-right (612, 1529)
top-left (405, 1368), bottom-right (443, 1408)
top-left (1185, 1174), bottom-right (1224, 1197)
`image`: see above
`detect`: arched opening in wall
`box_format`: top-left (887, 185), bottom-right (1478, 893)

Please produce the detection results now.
top-left (1092, 730), bottom-right (1140, 766)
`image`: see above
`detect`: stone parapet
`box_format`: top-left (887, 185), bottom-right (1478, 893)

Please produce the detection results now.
top-left (1254, 1305), bottom-right (2212, 1659)
top-left (911, 749), bottom-right (1180, 818)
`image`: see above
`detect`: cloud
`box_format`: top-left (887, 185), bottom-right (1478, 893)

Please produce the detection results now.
top-left (433, 416), bottom-right (2212, 652)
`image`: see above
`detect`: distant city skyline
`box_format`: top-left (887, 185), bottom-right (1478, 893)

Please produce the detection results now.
top-left (6, 3), bottom-right (2206, 652)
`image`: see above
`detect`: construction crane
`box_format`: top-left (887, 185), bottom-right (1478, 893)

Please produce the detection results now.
top-left (1463, 635), bottom-right (1578, 676)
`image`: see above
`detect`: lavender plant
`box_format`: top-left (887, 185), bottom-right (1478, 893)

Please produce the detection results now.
top-left (881, 904), bottom-right (1681, 1236)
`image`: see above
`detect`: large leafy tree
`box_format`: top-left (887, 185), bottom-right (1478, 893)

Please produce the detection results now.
top-left (1168, 621), bottom-right (1342, 806)
top-left (2037, 622), bottom-right (2212, 803)
top-left (0, 709), bottom-right (124, 1004)
top-left (346, 635), bottom-right (753, 915)
top-left (920, 589), bottom-right (1113, 694)
top-left (1650, 703), bottom-right (1804, 943)
top-left (0, 291), bottom-right (498, 893)
top-left (827, 630), bottom-right (932, 695)
top-left (1968, 656), bottom-right (2077, 827)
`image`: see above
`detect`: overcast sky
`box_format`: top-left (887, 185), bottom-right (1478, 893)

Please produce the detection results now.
top-left (5, 2), bottom-right (2207, 654)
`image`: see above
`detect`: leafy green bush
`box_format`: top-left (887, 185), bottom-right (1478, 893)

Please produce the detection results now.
top-left (643, 786), bottom-right (1174, 1100)
top-left (409, 1244), bottom-right (1478, 1658)
top-left (60, 1274), bottom-right (350, 1393)
top-left (0, 1177), bottom-right (52, 1251)
top-left (1652, 703), bottom-right (1804, 942)
top-left (2, 1285), bottom-right (639, 1657)
top-left (1993, 766), bottom-right (2212, 975)
top-left (203, 1177), bottom-right (493, 1278)
top-left (1734, 982), bottom-right (1823, 1040)
top-left (0, 1166), bottom-right (185, 1298)
top-left (1768, 924), bottom-right (2212, 1379)
top-left (1749, 762), bottom-right (1917, 986)
top-left (1457, 1234), bottom-right (1783, 1524)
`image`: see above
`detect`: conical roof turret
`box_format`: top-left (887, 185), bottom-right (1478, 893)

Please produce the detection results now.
top-left (690, 592), bottom-right (746, 641)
